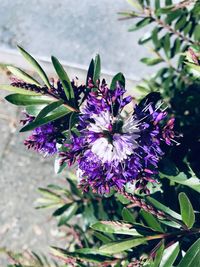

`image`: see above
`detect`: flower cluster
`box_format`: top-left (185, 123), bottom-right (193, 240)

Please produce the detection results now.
top-left (21, 113), bottom-right (59, 156)
top-left (60, 81), bottom-right (175, 194)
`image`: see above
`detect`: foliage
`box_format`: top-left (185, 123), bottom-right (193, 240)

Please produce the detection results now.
top-left (1, 1), bottom-right (200, 266)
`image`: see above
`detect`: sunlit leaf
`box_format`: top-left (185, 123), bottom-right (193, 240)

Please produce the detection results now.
top-left (17, 46), bottom-right (51, 88)
top-left (178, 192), bottom-right (195, 229)
top-left (51, 56), bottom-right (74, 101)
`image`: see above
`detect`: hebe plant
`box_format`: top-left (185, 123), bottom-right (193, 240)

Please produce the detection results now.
top-left (1, 1), bottom-right (200, 266)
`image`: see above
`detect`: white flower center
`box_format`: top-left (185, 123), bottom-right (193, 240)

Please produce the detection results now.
top-left (87, 111), bottom-right (140, 163)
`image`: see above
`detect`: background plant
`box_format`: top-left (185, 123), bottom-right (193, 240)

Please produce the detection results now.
top-left (1, 0), bottom-right (200, 266)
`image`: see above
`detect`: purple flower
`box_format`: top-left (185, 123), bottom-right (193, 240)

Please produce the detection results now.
top-left (22, 114), bottom-right (58, 156)
top-left (60, 81), bottom-right (176, 194)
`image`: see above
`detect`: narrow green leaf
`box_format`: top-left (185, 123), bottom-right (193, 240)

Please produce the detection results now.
top-left (177, 238), bottom-right (200, 267)
top-left (17, 46), bottom-right (51, 88)
top-left (93, 54), bottom-right (101, 84)
top-left (175, 15), bottom-right (187, 31)
top-left (122, 207), bottom-right (136, 224)
top-left (126, 0), bottom-right (143, 11)
top-left (141, 57), bottom-right (163, 66)
top-left (153, 241), bottom-right (164, 267)
top-left (183, 21), bottom-right (193, 36)
top-left (178, 192), bottom-right (195, 229)
top-left (51, 56), bottom-right (74, 101)
top-left (50, 247), bottom-right (113, 263)
top-left (115, 192), bottom-right (130, 204)
top-left (91, 221), bottom-right (142, 236)
top-left (129, 18), bottom-right (152, 32)
top-left (53, 203), bottom-right (72, 216)
top-left (99, 237), bottom-right (147, 254)
top-left (194, 25), bottom-right (200, 41)
top-left (7, 66), bottom-right (41, 86)
top-left (163, 33), bottom-right (171, 58)
top-left (93, 232), bottom-right (112, 244)
top-left (165, 10), bottom-right (183, 24)
top-left (140, 210), bottom-right (164, 233)
top-left (20, 106), bottom-right (71, 132)
top-left (152, 28), bottom-right (161, 50)
top-left (58, 203), bottom-right (78, 226)
top-left (147, 197), bottom-right (182, 220)
top-left (25, 105), bottom-right (46, 116)
top-left (160, 171), bottom-right (200, 193)
top-left (138, 32), bottom-right (152, 44)
top-left (5, 94), bottom-right (53, 106)
top-left (110, 72), bottom-right (125, 90)
top-left (155, 0), bottom-right (160, 9)
top-left (86, 58), bottom-right (94, 85)
top-left (36, 100), bottom-right (64, 119)
top-left (54, 155), bottom-right (66, 174)
top-left (160, 242), bottom-right (180, 267)
top-left (171, 38), bottom-right (181, 58)
top-left (0, 84), bottom-right (41, 95)
top-left (38, 188), bottom-right (61, 201)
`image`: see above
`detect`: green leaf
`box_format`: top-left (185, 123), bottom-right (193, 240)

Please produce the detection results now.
top-left (140, 210), bottom-right (164, 233)
top-left (20, 106), bottom-right (71, 132)
top-left (163, 33), bottom-right (171, 58)
top-left (51, 56), bottom-right (74, 101)
top-left (152, 28), bottom-right (161, 49)
top-left (193, 24), bottom-right (200, 41)
top-left (58, 203), bottom-right (78, 226)
top-left (110, 73), bottom-right (125, 90)
top-left (51, 247), bottom-right (113, 263)
top-left (126, 0), bottom-right (143, 11)
top-left (91, 221), bottom-right (142, 236)
top-left (155, 0), bottom-right (160, 9)
top-left (7, 66), bottom-right (41, 86)
top-left (138, 32), bottom-right (152, 44)
top-left (86, 58), bottom-right (94, 85)
top-left (5, 94), bottom-right (53, 106)
top-left (141, 57), bottom-right (163, 66)
top-left (177, 238), bottom-right (200, 267)
top-left (122, 207), bottom-right (136, 224)
top-left (153, 241), bottom-right (164, 267)
top-left (165, 10), bottom-right (183, 24)
top-left (171, 38), bottom-right (181, 58)
top-left (178, 192), bottom-right (195, 229)
top-left (37, 188), bottom-right (61, 201)
top-left (160, 242), bottom-right (180, 267)
top-left (17, 46), bottom-right (51, 88)
top-left (147, 197), bottom-right (182, 220)
top-left (175, 15), bottom-right (187, 31)
top-left (93, 232), bottom-right (112, 244)
top-left (115, 192), bottom-right (130, 204)
top-left (25, 105), bottom-right (46, 116)
top-left (54, 155), bottom-right (66, 174)
top-left (36, 100), bottom-right (64, 119)
top-left (99, 237), bottom-right (147, 254)
top-left (184, 21), bottom-right (193, 36)
top-left (0, 84), bottom-right (41, 95)
top-left (160, 172), bottom-right (200, 193)
top-left (129, 18), bottom-right (152, 32)
top-left (53, 203), bottom-right (72, 216)
top-left (93, 54), bottom-right (101, 84)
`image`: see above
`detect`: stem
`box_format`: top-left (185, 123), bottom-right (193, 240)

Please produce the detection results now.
top-left (118, 188), bottom-right (186, 228)
top-left (146, 228), bottom-right (200, 241)
top-left (118, 188), bottom-right (165, 219)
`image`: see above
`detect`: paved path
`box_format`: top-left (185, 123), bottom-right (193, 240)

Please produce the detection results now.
top-left (0, 69), bottom-right (67, 263)
top-left (0, 0), bottom-right (156, 80)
